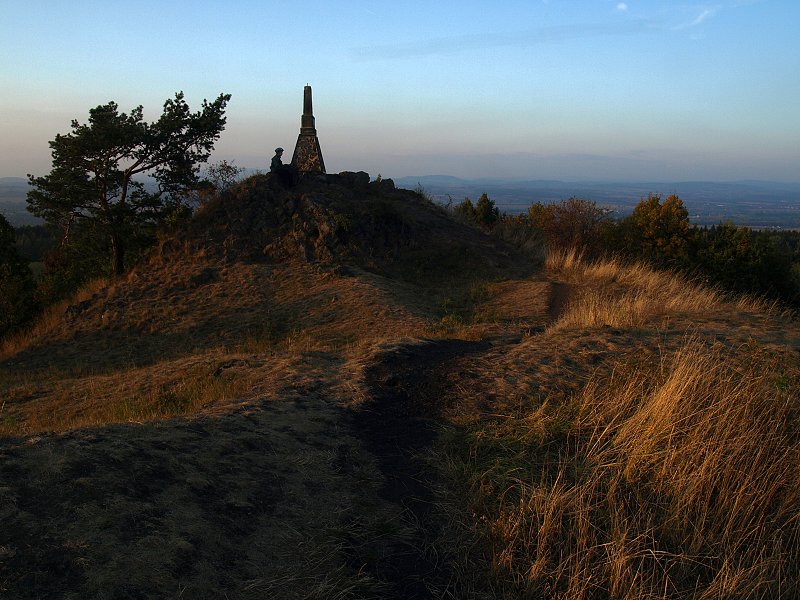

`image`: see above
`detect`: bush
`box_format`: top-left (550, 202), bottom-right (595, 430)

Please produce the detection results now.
top-left (454, 197), bottom-right (476, 223)
top-left (616, 193), bottom-right (692, 268)
top-left (693, 223), bottom-right (799, 305)
top-left (33, 219), bottom-right (112, 306)
top-left (492, 215), bottom-right (545, 260)
top-left (527, 197), bottom-right (610, 256)
top-left (600, 195), bottom-right (799, 306)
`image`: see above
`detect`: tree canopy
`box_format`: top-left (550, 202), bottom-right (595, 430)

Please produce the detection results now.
top-left (455, 193), bottom-right (499, 229)
top-left (526, 197), bottom-right (610, 254)
top-left (621, 193), bottom-right (691, 267)
top-left (27, 92), bottom-right (231, 276)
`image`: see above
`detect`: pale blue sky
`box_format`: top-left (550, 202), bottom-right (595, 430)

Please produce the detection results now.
top-left (2, 0), bottom-right (798, 181)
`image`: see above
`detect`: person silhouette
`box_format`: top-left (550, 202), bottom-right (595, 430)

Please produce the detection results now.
top-left (269, 147), bottom-right (299, 186)
top-left (270, 147), bottom-right (284, 173)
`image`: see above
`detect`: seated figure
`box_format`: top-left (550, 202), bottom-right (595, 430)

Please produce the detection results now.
top-left (270, 147), bottom-right (298, 186)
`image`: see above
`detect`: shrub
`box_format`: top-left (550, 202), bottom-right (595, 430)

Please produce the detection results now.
top-left (617, 193), bottom-right (692, 268)
top-left (527, 197), bottom-right (611, 256)
top-left (693, 223), bottom-right (799, 305)
top-left (474, 193), bottom-right (499, 228)
top-left (454, 197), bottom-right (477, 223)
top-left (492, 215), bottom-right (546, 260)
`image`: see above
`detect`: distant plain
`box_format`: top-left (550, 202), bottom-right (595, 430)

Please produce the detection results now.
top-left (4, 175), bottom-right (799, 229)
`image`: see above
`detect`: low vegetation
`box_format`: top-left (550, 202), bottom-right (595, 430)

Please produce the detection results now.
top-left (0, 213), bottom-right (38, 337)
top-left (519, 194), bottom-right (800, 308)
top-left (435, 249), bottom-right (800, 598)
top-left (441, 336), bottom-right (800, 598)
top-left (545, 247), bottom-right (777, 330)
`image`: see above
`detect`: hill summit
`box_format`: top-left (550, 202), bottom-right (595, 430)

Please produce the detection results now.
top-left (2, 170), bottom-right (537, 403)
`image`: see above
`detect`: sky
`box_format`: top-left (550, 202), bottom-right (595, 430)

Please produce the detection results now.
top-left (1, 0), bottom-right (799, 182)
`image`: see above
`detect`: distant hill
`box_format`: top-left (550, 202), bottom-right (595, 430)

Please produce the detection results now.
top-left (0, 177), bottom-right (40, 226)
top-left (396, 176), bottom-right (800, 229)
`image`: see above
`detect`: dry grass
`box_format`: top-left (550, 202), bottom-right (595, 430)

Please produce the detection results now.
top-left (429, 247), bottom-right (800, 597)
top-left (0, 254), bottom-right (434, 431)
top-left (0, 350), bottom-right (260, 435)
top-left (0, 277), bottom-right (111, 361)
top-left (546, 248), bottom-right (778, 330)
top-left (438, 335), bottom-right (800, 598)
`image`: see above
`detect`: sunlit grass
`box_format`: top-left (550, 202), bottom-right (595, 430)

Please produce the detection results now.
top-left (438, 335), bottom-right (800, 598)
top-left (0, 356), bottom-right (251, 435)
top-left (546, 248), bottom-right (778, 330)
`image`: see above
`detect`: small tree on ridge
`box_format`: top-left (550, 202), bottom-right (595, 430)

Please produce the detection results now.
top-left (27, 91), bottom-right (231, 276)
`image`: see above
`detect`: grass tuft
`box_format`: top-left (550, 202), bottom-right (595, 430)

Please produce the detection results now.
top-left (546, 248), bottom-right (775, 330)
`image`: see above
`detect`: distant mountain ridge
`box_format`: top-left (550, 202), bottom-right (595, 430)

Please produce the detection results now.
top-left (395, 176), bottom-right (800, 229)
top-left (395, 175), bottom-right (800, 190)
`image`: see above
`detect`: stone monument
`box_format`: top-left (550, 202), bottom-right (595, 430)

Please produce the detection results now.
top-left (291, 85), bottom-right (326, 174)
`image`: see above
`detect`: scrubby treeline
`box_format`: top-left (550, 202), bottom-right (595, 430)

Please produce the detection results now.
top-left (455, 192), bottom-right (800, 307)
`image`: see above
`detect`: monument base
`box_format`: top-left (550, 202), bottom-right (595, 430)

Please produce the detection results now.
top-left (292, 133), bottom-right (325, 174)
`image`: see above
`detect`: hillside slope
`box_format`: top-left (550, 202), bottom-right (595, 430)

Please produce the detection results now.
top-left (1, 173), bottom-right (798, 598)
top-left (0, 172), bottom-right (542, 598)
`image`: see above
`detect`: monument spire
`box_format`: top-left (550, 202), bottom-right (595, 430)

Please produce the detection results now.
top-left (291, 85), bottom-right (326, 174)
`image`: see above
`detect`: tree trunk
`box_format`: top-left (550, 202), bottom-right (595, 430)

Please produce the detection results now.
top-left (110, 232), bottom-right (125, 276)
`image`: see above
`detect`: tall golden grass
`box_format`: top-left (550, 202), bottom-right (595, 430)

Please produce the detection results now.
top-left (546, 248), bottom-right (777, 330)
top-left (432, 248), bottom-right (800, 597)
top-left (443, 338), bottom-right (799, 597)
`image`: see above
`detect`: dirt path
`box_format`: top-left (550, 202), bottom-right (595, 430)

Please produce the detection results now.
top-left (349, 339), bottom-right (490, 598)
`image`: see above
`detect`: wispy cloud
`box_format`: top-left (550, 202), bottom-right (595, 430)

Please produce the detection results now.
top-left (617, 3), bottom-right (629, 12)
top-left (691, 8), bottom-right (715, 25)
top-left (352, 20), bottom-right (652, 61)
top-left (674, 5), bottom-right (721, 29)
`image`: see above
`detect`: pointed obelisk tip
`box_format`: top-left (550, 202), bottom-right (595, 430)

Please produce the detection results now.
top-left (303, 85), bottom-right (313, 117)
